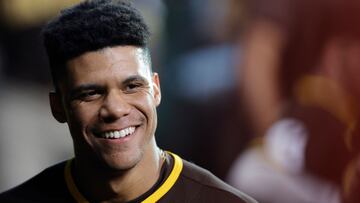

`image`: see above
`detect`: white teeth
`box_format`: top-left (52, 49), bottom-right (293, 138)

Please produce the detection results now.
top-left (101, 127), bottom-right (136, 139)
top-left (114, 131), bottom-right (120, 139)
top-left (120, 130), bottom-right (126, 138)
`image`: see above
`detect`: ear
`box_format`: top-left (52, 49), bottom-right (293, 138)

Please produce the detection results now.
top-left (152, 72), bottom-right (161, 106)
top-left (49, 92), bottom-right (67, 123)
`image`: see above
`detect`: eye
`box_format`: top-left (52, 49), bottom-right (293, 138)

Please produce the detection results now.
top-left (124, 82), bottom-right (143, 93)
top-left (77, 90), bottom-right (102, 101)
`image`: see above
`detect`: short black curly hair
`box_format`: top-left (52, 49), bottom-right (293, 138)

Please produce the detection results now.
top-left (42, 0), bottom-right (151, 90)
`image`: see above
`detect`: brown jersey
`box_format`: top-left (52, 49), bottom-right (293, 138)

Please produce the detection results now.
top-left (0, 152), bottom-right (256, 203)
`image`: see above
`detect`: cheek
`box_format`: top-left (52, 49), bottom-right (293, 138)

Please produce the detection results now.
top-left (68, 103), bottom-right (99, 131)
top-left (128, 93), bottom-right (157, 121)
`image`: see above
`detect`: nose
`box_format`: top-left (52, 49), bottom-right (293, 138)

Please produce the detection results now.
top-left (99, 90), bottom-right (131, 123)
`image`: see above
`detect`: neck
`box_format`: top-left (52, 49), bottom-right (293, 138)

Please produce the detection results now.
top-left (73, 141), bottom-right (164, 202)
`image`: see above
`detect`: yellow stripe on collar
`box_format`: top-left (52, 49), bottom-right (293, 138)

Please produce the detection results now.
top-left (142, 152), bottom-right (183, 203)
top-left (64, 159), bottom-right (89, 203)
top-left (64, 152), bottom-right (183, 203)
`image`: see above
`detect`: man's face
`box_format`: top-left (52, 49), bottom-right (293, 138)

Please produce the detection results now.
top-left (52, 46), bottom-right (161, 171)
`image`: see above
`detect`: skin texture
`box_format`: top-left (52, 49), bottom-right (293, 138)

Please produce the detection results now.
top-left (50, 46), bottom-right (162, 202)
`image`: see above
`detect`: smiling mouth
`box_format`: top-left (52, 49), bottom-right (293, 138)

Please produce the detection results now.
top-left (96, 126), bottom-right (136, 139)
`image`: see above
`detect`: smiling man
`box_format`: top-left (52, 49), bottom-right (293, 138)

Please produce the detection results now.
top-left (0, 0), bottom-right (256, 202)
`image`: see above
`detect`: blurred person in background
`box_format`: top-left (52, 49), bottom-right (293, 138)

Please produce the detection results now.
top-left (0, 1), bottom-right (256, 202)
top-left (227, 0), bottom-right (360, 202)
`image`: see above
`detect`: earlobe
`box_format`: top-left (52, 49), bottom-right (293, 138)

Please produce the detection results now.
top-left (152, 73), bottom-right (161, 106)
top-left (49, 92), bottom-right (67, 123)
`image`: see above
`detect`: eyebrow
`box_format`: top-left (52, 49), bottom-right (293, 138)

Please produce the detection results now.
top-left (122, 75), bottom-right (149, 86)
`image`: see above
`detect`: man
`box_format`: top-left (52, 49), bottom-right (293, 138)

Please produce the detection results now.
top-left (0, 0), bottom-right (256, 202)
top-left (229, 0), bottom-right (360, 202)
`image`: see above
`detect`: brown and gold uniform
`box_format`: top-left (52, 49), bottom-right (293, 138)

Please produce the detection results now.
top-left (0, 152), bottom-right (256, 203)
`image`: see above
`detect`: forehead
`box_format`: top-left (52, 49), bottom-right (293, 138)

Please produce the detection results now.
top-left (65, 46), bottom-right (151, 80)
top-left (57, 46), bottom-right (152, 93)
top-left (69, 45), bottom-right (149, 70)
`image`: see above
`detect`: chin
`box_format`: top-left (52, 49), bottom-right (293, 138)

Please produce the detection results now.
top-left (100, 151), bottom-right (143, 172)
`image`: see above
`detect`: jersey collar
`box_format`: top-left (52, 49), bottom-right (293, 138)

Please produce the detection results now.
top-left (64, 151), bottom-right (183, 203)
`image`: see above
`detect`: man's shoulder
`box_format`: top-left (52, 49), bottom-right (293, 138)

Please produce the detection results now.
top-left (160, 153), bottom-right (257, 203)
top-left (180, 159), bottom-right (257, 202)
top-left (0, 160), bottom-right (72, 203)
